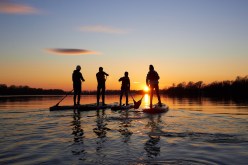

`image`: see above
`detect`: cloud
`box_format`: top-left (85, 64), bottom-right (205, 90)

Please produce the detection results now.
top-left (45, 48), bottom-right (99, 55)
top-left (133, 82), bottom-right (141, 84)
top-left (0, 1), bottom-right (39, 14)
top-left (79, 25), bottom-right (129, 34)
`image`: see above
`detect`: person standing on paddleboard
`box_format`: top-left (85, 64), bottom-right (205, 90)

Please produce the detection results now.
top-left (146, 65), bottom-right (162, 108)
top-left (96, 67), bottom-right (109, 106)
top-left (72, 65), bottom-right (85, 106)
top-left (119, 71), bottom-right (130, 106)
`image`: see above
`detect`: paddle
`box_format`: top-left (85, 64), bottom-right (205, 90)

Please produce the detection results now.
top-left (54, 89), bottom-right (74, 106)
top-left (130, 93), bottom-right (144, 109)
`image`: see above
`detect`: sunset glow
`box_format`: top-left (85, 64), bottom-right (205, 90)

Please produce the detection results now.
top-left (143, 86), bottom-right (150, 93)
top-left (0, 1), bottom-right (247, 91)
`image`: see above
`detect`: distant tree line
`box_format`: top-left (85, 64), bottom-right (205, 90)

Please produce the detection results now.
top-left (0, 84), bottom-right (65, 95)
top-left (0, 84), bottom-right (144, 95)
top-left (1, 76), bottom-right (247, 97)
top-left (163, 76), bottom-right (248, 97)
top-left (81, 90), bottom-right (143, 95)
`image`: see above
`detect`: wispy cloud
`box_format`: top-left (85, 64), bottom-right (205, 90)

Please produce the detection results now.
top-left (79, 25), bottom-right (129, 34)
top-left (0, 0), bottom-right (39, 14)
top-left (45, 48), bottom-right (99, 55)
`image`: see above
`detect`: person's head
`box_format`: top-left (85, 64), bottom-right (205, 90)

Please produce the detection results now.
top-left (124, 71), bottom-right (128, 77)
top-left (149, 65), bottom-right (154, 71)
top-left (99, 67), bottom-right (103, 72)
top-left (76, 65), bottom-right (81, 71)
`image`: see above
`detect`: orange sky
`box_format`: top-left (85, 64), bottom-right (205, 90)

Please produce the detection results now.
top-left (1, 1), bottom-right (247, 91)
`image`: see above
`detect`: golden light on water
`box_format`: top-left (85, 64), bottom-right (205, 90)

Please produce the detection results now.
top-left (144, 94), bottom-right (149, 106)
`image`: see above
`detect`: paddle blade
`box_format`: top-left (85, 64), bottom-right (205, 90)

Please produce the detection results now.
top-left (133, 99), bottom-right (142, 109)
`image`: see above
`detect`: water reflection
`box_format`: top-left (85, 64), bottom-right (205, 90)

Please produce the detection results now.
top-left (93, 110), bottom-right (111, 152)
top-left (144, 94), bottom-right (149, 107)
top-left (144, 114), bottom-right (162, 158)
top-left (1, 95), bottom-right (248, 164)
top-left (93, 110), bottom-right (110, 138)
top-left (118, 110), bottom-right (133, 143)
top-left (93, 110), bottom-right (111, 164)
top-left (71, 110), bottom-right (85, 156)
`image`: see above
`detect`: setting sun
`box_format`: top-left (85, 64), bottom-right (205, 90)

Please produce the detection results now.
top-left (143, 86), bottom-right (150, 92)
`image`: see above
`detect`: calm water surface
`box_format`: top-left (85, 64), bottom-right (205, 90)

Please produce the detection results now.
top-left (0, 95), bottom-right (247, 165)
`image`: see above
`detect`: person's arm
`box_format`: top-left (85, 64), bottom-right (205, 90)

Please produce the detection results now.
top-left (81, 76), bottom-right (85, 82)
top-left (96, 73), bottom-right (99, 82)
top-left (104, 72), bottom-right (109, 76)
top-left (119, 77), bottom-right (122, 82)
top-left (156, 71), bottom-right (160, 80)
top-left (80, 73), bottom-right (85, 81)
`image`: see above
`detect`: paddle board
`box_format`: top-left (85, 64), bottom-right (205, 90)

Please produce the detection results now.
top-left (50, 103), bottom-right (113, 111)
top-left (111, 104), bottom-right (134, 110)
top-left (142, 103), bottom-right (169, 114)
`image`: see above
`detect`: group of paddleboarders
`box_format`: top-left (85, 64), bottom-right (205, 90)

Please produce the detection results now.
top-left (72, 64), bottom-right (162, 108)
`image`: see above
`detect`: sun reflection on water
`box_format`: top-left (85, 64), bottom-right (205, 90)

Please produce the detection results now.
top-left (144, 94), bottom-right (149, 107)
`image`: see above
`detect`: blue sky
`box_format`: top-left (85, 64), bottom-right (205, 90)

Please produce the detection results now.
top-left (0, 0), bottom-right (248, 90)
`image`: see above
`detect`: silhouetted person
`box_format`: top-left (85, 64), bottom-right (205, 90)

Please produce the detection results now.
top-left (146, 65), bottom-right (162, 108)
top-left (96, 67), bottom-right (109, 106)
top-left (119, 72), bottom-right (130, 106)
top-left (72, 65), bottom-right (85, 105)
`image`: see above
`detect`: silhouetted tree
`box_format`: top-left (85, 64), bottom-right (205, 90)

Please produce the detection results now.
top-left (0, 84), bottom-right (65, 95)
top-left (164, 76), bottom-right (247, 97)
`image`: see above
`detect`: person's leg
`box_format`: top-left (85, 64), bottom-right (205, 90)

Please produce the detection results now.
top-left (155, 84), bottom-right (161, 106)
top-left (150, 86), bottom-right (154, 108)
top-left (120, 90), bottom-right (123, 106)
top-left (77, 94), bottom-right (80, 105)
top-left (97, 85), bottom-right (100, 106)
top-left (73, 93), bottom-right (77, 105)
top-left (77, 86), bottom-right (81, 105)
top-left (102, 84), bottom-right (106, 105)
top-left (73, 85), bottom-right (77, 105)
top-left (73, 86), bottom-right (79, 105)
top-left (125, 90), bottom-right (128, 105)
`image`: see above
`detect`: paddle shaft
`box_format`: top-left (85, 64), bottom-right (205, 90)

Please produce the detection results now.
top-left (55, 89), bottom-right (74, 106)
top-left (129, 92), bottom-right (144, 101)
top-left (129, 92), bottom-right (135, 101)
